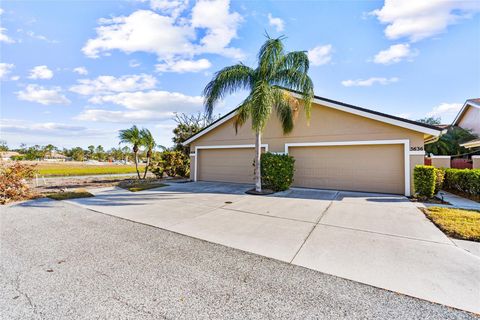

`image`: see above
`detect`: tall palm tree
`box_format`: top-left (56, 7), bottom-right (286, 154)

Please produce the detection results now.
top-left (203, 36), bottom-right (314, 192)
top-left (119, 125), bottom-right (142, 179)
top-left (140, 128), bottom-right (156, 179)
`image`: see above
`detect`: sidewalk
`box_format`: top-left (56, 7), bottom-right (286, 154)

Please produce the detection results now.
top-left (434, 191), bottom-right (480, 211)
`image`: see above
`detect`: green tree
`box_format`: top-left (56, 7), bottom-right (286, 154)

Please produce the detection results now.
top-left (203, 36), bottom-right (314, 192)
top-left (87, 145), bottom-right (95, 160)
top-left (119, 125), bottom-right (143, 179)
top-left (0, 140), bottom-right (9, 152)
top-left (140, 128), bottom-right (156, 179)
top-left (417, 117), bottom-right (441, 125)
top-left (70, 147), bottom-right (85, 161)
top-left (43, 144), bottom-right (57, 158)
top-left (425, 126), bottom-right (478, 155)
top-left (95, 145), bottom-right (106, 161)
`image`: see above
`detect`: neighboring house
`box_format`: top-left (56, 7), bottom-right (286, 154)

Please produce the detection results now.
top-left (454, 98), bottom-right (480, 149)
top-left (44, 151), bottom-right (68, 162)
top-left (1, 151), bottom-right (21, 161)
top-left (184, 91), bottom-right (442, 196)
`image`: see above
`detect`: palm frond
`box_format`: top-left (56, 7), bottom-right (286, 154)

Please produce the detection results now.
top-left (203, 64), bottom-right (254, 118)
top-left (272, 88), bottom-right (295, 134)
top-left (250, 83), bottom-right (274, 131)
top-left (118, 125), bottom-right (142, 146)
top-left (233, 100), bottom-right (252, 133)
top-left (258, 37), bottom-right (285, 79)
top-left (275, 51), bottom-right (309, 75)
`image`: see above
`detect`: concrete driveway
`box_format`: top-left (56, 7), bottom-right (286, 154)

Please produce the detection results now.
top-left (69, 182), bottom-right (480, 314)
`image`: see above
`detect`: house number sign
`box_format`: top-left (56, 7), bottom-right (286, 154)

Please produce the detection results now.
top-left (410, 146), bottom-right (424, 151)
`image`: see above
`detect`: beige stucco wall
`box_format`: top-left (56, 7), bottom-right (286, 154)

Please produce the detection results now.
top-left (473, 156), bottom-right (480, 169)
top-left (431, 156), bottom-right (451, 168)
top-left (457, 105), bottom-right (480, 135)
top-left (191, 102), bottom-right (425, 151)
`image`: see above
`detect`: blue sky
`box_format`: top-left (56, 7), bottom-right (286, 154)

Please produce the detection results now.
top-left (1, 0), bottom-right (479, 149)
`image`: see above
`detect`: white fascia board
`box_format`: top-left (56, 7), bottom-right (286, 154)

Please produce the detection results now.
top-left (452, 100), bottom-right (480, 126)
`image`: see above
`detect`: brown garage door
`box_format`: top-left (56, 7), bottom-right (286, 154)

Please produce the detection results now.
top-left (290, 144), bottom-right (404, 194)
top-left (197, 148), bottom-right (257, 184)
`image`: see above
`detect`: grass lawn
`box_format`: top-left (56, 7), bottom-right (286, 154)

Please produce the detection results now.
top-left (47, 189), bottom-right (94, 200)
top-left (32, 162), bottom-right (144, 177)
top-left (423, 207), bottom-right (480, 242)
top-left (118, 180), bottom-right (168, 192)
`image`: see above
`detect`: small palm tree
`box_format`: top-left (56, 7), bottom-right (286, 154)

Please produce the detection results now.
top-left (203, 36), bottom-right (314, 192)
top-left (140, 128), bottom-right (156, 179)
top-left (119, 125), bottom-right (142, 179)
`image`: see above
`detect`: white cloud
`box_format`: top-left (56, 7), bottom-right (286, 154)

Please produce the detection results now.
top-left (129, 59), bottom-right (141, 68)
top-left (17, 29), bottom-right (59, 43)
top-left (76, 90), bottom-right (203, 123)
top-left (307, 45), bottom-right (333, 66)
top-left (373, 43), bottom-right (416, 64)
top-left (0, 63), bottom-right (14, 79)
top-left (149, 0), bottom-right (188, 18)
top-left (371, 0), bottom-right (480, 42)
top-left (28, 65), bottom-right (54, 79)
top-left (73, 66), bottom-right (88, 75)
top-left (83, 1), bottom-right (243, 68)
top-left (0, 27), bottom-right (15, 43)
top-left (10, 75), bottom-right (20, 81)
top-left (0, 119), bottom-right (108, 139)
top-left (268, 13), bottom-right (285, 32)
top-left (16, 84), bottom-right (71, 105)
top-left (427, 102), bottom-right (463, 120)
top-left (88, 90), bottom-right (202, 111)
top-left (191, 0), bottom-right (243, 58)
top-left (156, 58), bottom-right (211, 73)
top-left (341, 77), bottom-right (399, 87)
top-left (0, 8), bottom-right (15, 43)
top-left (69, 74), bottom-right (157, 96)
top-left (75, 109), bottom-right (173, 123)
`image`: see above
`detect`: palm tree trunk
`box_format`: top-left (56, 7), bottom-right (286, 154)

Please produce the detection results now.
top-left (134, 151), bottom-right (141, 179)
top-left (254, 130), bottom-right (262, 192)
top-left (143, 156), bottom-right (150, 179)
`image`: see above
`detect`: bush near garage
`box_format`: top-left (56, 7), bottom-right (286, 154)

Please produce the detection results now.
top-left (149, 151), bottom-right (190, 178)
top-left (434, 167), bottom-right (445, 194)
top-left (443, 168), bottom-right (480, 199)
top-left (0, 161), bottom-right (38, 204)
top-left (260, 152), bottom-right (295, 192)
top-left (413, 165), bottom-right (436, 199)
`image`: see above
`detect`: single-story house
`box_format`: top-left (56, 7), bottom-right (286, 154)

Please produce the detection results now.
top-left (1, 151), bottom-right (21, 161)
top-left (454, 98), bottom-right (480, 149)
top-left (184, 91), bottom-right (443, 196)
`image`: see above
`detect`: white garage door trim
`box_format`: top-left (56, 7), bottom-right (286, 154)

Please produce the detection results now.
top-left (284, 139), bottom-right (411, 196)
top-left (194, 144), bottom-right (269, 182)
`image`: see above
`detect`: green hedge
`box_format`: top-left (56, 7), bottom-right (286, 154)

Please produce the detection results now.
top-left (260, 152), bottom-right (295, 192)
top-left (444, 168), bottom-right (480, 196)
top-left (414, 165), bottom-right (436, 198)
top-left (434, 168), bottom-right (445, 194)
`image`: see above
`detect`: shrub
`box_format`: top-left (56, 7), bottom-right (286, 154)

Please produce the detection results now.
top-left (414, 165), bottom-right (436, 198)
top-left (260, 152), bottom-right (295, 192)
top-left (444, 168), bottom-right (480, 196)
top-left (434, 168), bottom-right (445, 194)
top-left (149, 151), bottom-right (190, 178)
top-left (0, 161), bottom-right (38, 204)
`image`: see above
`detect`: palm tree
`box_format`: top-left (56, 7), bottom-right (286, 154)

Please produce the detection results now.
top-left (140, 128), bottom-right (156, 179)
top-left (203, 36), bottom-right (314, 192)
top-left (119, 125), bottom-right (142, 179)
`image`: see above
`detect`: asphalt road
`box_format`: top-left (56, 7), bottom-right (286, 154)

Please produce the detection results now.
top-left (1, 199), bottom-right (477, 320)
